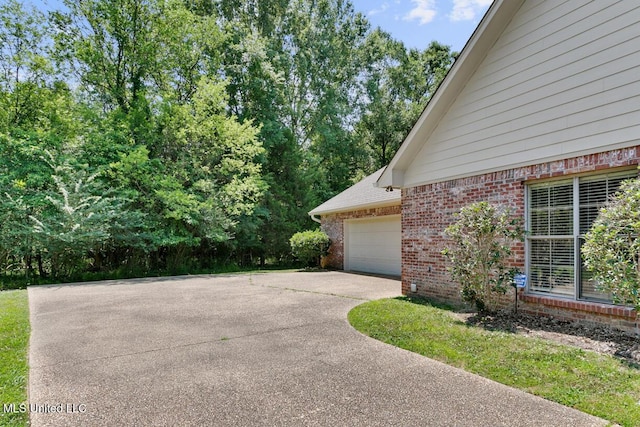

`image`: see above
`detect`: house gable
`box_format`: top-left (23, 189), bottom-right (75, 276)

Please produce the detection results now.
top-left (381, 0), bottom-right (640, 189)
top-left (309, 168), bottom-right (402, 275)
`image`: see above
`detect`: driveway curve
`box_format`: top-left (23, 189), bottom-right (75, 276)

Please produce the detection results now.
top-left (28, 271), bottom-right (606, 426)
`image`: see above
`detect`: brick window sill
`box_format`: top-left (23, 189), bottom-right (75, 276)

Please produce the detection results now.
top-left (521, 294), bottom-right (637, 319)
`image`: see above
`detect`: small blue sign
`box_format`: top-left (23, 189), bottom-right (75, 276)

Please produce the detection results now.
top-left (514, 274), bottom-right (527, 288)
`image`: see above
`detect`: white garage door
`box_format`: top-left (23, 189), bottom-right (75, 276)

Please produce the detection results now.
top-left (345, 215), bottom-right (401, 276)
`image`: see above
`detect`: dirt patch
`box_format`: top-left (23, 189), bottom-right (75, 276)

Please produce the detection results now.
top-left (453, 311), bottom-right (640, 365)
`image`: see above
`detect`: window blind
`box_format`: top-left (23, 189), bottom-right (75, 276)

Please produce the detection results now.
top-left (528, 170), bottom-right (637, 301)
top-left (528, 180), bottom-right (574, 295)
top-left (529, 181), bottom-right (573, 236)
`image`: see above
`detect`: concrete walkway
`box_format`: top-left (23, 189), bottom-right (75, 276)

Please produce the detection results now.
top-left (28, 271), bottom-right (606, 426)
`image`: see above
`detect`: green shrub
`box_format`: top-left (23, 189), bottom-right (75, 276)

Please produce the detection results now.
top-left (442, 201), bottom-right (523, 312)
top-left (289, 230), bottom-right (330, 267)
top-left (582, 176), bottom-right (640, 310)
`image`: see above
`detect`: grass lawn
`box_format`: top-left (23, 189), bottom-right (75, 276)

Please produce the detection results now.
top-left (0, 290), bottom-right (29, 427)
top-left (349, 297), bottom-right (640, 427)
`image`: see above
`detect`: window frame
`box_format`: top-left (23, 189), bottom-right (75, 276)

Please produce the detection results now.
top-left (525, 168), bottom-right (637, 302)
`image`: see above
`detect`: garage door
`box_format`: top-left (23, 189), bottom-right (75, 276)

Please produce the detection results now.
top-left (345, 215), bottom-right (401, 276)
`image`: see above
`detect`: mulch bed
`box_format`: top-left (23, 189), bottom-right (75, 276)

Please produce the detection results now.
top-left (454, 311), bottom-right (640, 365)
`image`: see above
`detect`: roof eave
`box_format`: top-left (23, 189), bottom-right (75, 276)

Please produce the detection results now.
top-left (308, 198), bottom-right (401, 218)
top-left (376, 0), bottom-right (525, 189)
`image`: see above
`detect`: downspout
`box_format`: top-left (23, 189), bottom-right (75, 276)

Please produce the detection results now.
top-left (310, 214), bottom-right (321, 223)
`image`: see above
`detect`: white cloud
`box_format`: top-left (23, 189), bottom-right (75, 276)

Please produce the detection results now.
top-left (403, 0), bottom-right (437, 25)
top-left (368, 2), bottom-right (390, 16)
top-left (449, 0), bottom-right (493, 22)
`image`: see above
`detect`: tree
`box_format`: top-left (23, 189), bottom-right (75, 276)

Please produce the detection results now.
top-left (0, 191), bottom-right (34, 278)
top-left (51, 0), bottom-right (266, 271)
top-left (54, 0), bottom-right (158, 114)
top-left (207, 0), bottom-right (374, 260)
top-left (355, 35), bottom-right (456, 170)
top-left (28, 153), bottom-right (127, 278)
top-left (156, 77), bottom-right (267, 241)
top-left (52, 0), bottom-right (225, 144)
top-left (582, 176), bottom-right (640, 310)
top-left (0, 0), bottom-right (463, 280)
top-left (0, 0), bottom-right (51, 130)
top-left (0, 133), bottom-right (60, 279)
top-left (0, 147), bottom-right (145, 280)
top-left (0, 0), bottom-right (77, 138)
top-left (442, 202), bottom-right (523, 312)
top-left (102, 77), bottom-right (266, 272)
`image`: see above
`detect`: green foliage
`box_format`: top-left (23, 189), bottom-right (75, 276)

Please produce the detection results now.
top-left (0, 290), bottom-right (29, 427)
top-left (289, 230), bottom-right (330, 267)
top-left (356, 35), bottom-right (456, 170)
top-left (0, 0), bottom-right (457, 279)
top-left (0, 132), bottom-right (61, 280)
top-left (214, 0), bottom-right (374, 259)
top-left (582, 176), bottom-right (640, 310)
top-left (442, 202), bottom-right (523, 312)
top-left (349, 298), bottom-right (640, 427)
top-left (27, 153), bottom-right (141, 278)
top-left (0, 0), bottom-right (55, 132)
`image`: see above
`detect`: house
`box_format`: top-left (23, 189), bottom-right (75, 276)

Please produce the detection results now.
top-left (313, 0), bottom-right (640, 334)
top-left (309, 167), bottom-right (401, 276)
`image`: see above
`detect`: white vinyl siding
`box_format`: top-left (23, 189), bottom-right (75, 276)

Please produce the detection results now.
top-left (345, 216), bottom-right (401, 277)
top-left (526, 170), bottom-right (637, 301)
top-left (404, 1), bottom-right (640, 187)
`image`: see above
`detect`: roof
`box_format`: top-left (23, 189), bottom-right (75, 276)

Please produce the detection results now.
top-left (309, 167), bottom-right (400, 216)
top-left (376, 0), bottom-right (525, 189)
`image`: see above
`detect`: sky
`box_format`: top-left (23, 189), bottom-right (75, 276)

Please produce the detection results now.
top-left (350, 0), bottom-right (494, 52)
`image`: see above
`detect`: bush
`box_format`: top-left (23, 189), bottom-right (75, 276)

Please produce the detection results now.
top-left (442, 201), bottom-right (522, 312)
top-left (582, 176), bottom-right (640, 310)
top-left (289, 230), bottom-right (330, 267)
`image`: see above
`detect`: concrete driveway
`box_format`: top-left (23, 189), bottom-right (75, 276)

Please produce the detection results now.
top-left (28, 271), bottom-right (606, 426)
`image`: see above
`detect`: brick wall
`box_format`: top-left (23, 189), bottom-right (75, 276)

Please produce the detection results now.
top-left (402, 146), bottom-right (640, 334)
top-left (320, 204), bottom-right (401, 270)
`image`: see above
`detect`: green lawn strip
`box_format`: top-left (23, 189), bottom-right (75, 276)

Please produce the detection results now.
top-left (348, 297), bottom-right (640, 427)
top-left (0, 290), bottom-right (29, 427)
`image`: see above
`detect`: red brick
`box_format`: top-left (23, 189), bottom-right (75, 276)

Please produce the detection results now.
top-left (401, 145), bottom-right (640, 335)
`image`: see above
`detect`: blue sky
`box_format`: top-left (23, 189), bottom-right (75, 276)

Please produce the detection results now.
top-left (350, 0), bottom-right (493, 52)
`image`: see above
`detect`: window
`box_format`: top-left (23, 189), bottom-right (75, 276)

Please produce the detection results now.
top-left (526, 170), bottom-right (637, 302)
